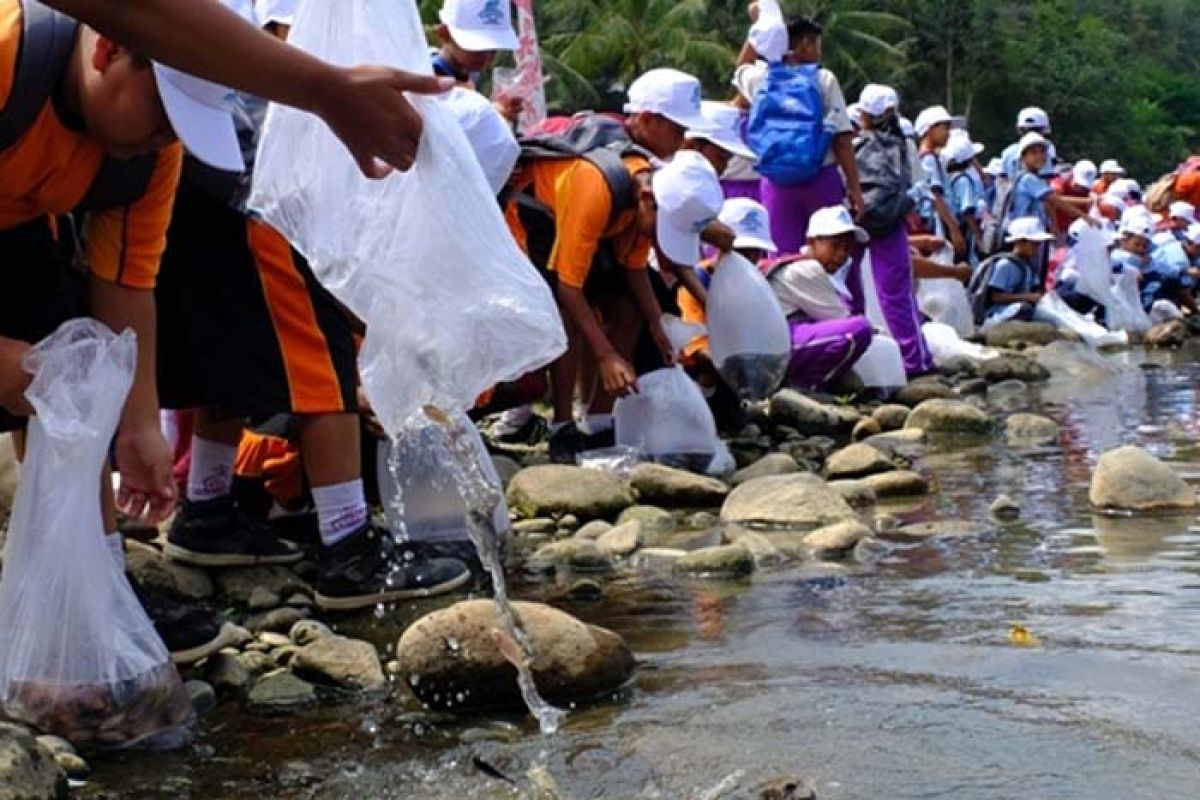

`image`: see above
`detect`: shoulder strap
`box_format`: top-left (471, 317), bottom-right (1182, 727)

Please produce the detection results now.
top-left (74, 153), bottom-right (157, 212)
top-left (583, 146), bottom-right (637, 219)
top-left (0, 0), bottom-right (78, 151)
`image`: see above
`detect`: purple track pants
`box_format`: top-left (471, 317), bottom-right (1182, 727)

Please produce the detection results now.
top-left (760, 165), bottom-right (847, 255)
top-left (786, 316), bottom-right (874, 392)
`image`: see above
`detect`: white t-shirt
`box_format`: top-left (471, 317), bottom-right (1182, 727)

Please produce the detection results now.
top-left (766, 256), bottom-right (851, 321)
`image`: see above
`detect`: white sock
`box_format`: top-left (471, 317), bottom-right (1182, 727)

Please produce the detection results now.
top-left (579, 413), bottom-right (613, 435)
top-left (186, 437), bottom-right (238, 503)
top-left (312, 479), bottom-right (369, 547)
top-left (106, 532), bottom-right (124, 572)
top-left (494, 405), bottom-right (533, 435)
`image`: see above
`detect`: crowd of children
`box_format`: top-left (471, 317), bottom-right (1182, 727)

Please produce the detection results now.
top-left (3, 0), bottom-right (1200, 743)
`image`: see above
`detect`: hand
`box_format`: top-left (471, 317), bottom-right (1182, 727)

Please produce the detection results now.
top-left (748, 2), bottom-right (760, 23)
top-left (0, 339), bottom-right (32, 418)
top-left (702, 221), bottom-right (737, 254)
top-left (495, 95), bottom-right (524, 124)
top-left (317, 66), bottom-right (455, 179)
top-left (651, 321), bottom-right (677, 365)
top-left (598, 353), bottom-right (638, 397)
top-left (846, 187), bottom-right (865, 221)
top-left (356, 385), bottom-right (385, 438)
top-left (114, 422), bottom-right (177, 524)
top-left (951, 263), bottom-right (972, 283)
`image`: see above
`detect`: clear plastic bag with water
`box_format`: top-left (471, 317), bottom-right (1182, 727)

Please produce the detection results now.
top-left (922, 321), bottom-right (1001, 364)
top-left (614, 367), bottom-right (722, 473)
top-left (707, 252), bottom-right (791, 400)
top-left (1035, 292), bottom-right (1128, 348)
top-left (917, 246), bottom-right (974, 336)
top-left (0, 320), bottom-right (193, 747)
top-left (249, 0), bottom-right (566, 435)
top-left (852, 333), bottom-right (906, 389)
top-left (1107, 270), bottom-right (1153, 333)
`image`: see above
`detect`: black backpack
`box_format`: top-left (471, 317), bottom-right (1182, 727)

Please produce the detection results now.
top-left (965, 253), bottom-right (1010, 324)
top-left (0, 0), bottom-right (156, 211)
top-left (855, 128), bottom-right (914, 239)
top-left (513, 114), bottom-right (652, 271)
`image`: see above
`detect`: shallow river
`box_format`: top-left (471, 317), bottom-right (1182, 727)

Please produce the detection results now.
top-left (85, 344), bottom-right (1200, 799)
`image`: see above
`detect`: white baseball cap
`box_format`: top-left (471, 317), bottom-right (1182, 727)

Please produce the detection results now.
top-left (1018, 131), bottom-right (1049, 156)
top-left (1005, 216), bottom-right (1054, 243)
top-left (1169, 201), bottom-right (1196, 223)
top-left (685, 102), bottom-right (755, 160)
top-left (439, 0), bottom-right (518, 52)
top-left (944, 135), bottom-right (978, 167)
top-left (1017, 106), bottom-right (1051, 132)
top-left (1119, 214), bottom-right (1155, 241)
top-left (914, 105), bottom-right (952, 137)
top-left (152, 64), bottom-right (242, 171)
top-left (626, 68), bottom-right (712, 131)
top-left (653, 150), bottom-right (724, 265)
top-left (807, 205), bottom-right (868, 243)
top-left (948, 128), bottom-right (984, 155)
top-left (255, 0), bottom-right (295, 26)
top-left (858, 84), bottom-right (899, 118)
top-left (1110, 178), bottom-right (1142, 199)
top-left (984, 157), bottom-right (1005, 177)
top-left (1072, 159), bottom-right (1098, 189)
top-left (1099, 159), bottom-right (1126, 175)
top-left (718, 198), bottom-right (777, 253)
top-left (441, 87), bottom-right (518, 195)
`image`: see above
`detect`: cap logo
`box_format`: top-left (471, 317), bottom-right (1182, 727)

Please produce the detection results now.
top-left (477, 0), bottom-right (505, 26)
top-left (690, 84), bottom-right (702, 109)
top-left (739, 209), bottom-right (765, 232)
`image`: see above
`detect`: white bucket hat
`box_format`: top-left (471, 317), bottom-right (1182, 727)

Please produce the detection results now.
top-left (1005, 216), bottom-right (1054, 243)
top-left (685, 102), bottom-right (756, 160)
top-left (914, 105), bottom-right (952, 138)
top-left (718, 198), bottom-right (777, 253)
top-left (439, 0), bottom-right (519, 52)
top-left (807, 205), bottom-right (868, 243)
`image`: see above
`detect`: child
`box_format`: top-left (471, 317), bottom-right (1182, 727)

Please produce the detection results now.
top-left (1166, 202), bottom-right (1197, 241)
top-left (983, 217), bottom-right (1054, 323)
top-left (1002, 106), bottom-right (1058, 179)
top-left (1009, 133), bottom-right (1094, 232)
top-left (761, 206), bottom-right (874, 392)
top-left (685, 101), bottom-right (758, 185)
top-left (1051, 160), bottom-right (1098, 233)
top-left (433, 0), bottom-right (517, 86)
top-left (1142, 220), bottom-right (1199, 314)
top-left (744, 15), bottom-right (862, 254)
top-left (1094, 159), bottom-right (1127, 195)
top-left (914, 105), bottom-right (965, 255)
top-left (944, 134), bottom-right (984, 264)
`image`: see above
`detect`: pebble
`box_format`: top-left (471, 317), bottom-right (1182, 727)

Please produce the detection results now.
top-left (186, 680), bottom-right (218, 716)
top-left (246, 670), bottom-right (318, 715)
top-left (247, 606), bottom-right (307, 635)
top-left (55, 752), bottom-right (91, 782)
top-left (556, 514), bottom-right (579, 530)
top-left (676, 544), bottom-right (755, 578)
top-left (206, 652), bottom-right (251, 695)
top-left (852, 417), bottom-right (882, 440)
top-left (513, 518), bottom-right (558, 535)
top-left (573, 520), bottom-right (613, 540)
top-left (684, 511), bottom-right (718, 529)
top-left (596, 520), bottom-right (643, 557)
top-left (258, 632), bottom-right (292, 649)
top-left (290, 620), bottom-right (333, 646)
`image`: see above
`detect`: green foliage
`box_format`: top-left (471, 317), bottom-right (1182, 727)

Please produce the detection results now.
top-left (420, 0), bottom-right (1198, 177)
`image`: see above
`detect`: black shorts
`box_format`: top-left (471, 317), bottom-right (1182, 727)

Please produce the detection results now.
top-left (157, 182), bottom-right (358, 419)
top-left (0, 217), bottom-right (87, 432)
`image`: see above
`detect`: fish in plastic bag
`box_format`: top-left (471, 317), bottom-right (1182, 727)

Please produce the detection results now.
top-left (0, 320), bottom-right (193, 747)
top-left (707, 252), bottom-right (791, 400)
top-left (614, 367), bottom-right (723, 474)
top-left (249, 0), bottom-right (566, 436)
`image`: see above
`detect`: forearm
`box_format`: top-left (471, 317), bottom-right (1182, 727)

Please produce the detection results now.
top-left (47, 0), bottom-right (339, 114)
top-left (557, 285), bottom-right (615, 358)
top-left (1048, 194), bottom-right (1090, 222)
top-left (90, 279), bottom-right (160, 429)
top-left (833, 134), bottom-right (860, 194)
top-left (676, 269), bottom-right (709, 309)
top-left (991, 291), bottom-right (1040, 305)
top-left (737, 40), bottom-right (759, 66)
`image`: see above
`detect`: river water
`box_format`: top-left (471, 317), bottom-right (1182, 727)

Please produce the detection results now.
top-left (85, 344), bottom-right (1200, 799)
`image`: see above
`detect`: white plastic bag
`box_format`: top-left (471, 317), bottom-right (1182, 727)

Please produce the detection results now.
top-left (660, 314), bottom-right (706, 360)
top-left (917, 246), bottom-right (974, 337)
top-left (249, 0), bottom-right (566, 436)
top-left (707, 252), bottom-right (791, 400)
top-left (1072, 228), bottom-right (1115, 305)
top-left (0, 320), bottom-right (192, 747)
top-left (1035, 292), bottom-right (1127, 348)
top-left (922, 321), bottom-right (1000, 364)
top-left (377, 411), bottom-right (509, 547)
top-left (852, 333), bottom-right (906, 389)
top-left (1106, 270), bottom-right (1152, 333)
top-left (615, 367), bottom-right (722, 473)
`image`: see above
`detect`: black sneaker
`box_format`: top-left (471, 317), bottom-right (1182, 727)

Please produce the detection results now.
top-left (164, 496), bottom-right (304, 568)
top-left (314, 524), bottom-right (472, 611)
top-left (582, 427), bottom-right (616, 450)
top-left (548, 423), bottom-right (585, 464)
top-left (132, 581), bottom-right (235, 665)
top-left (494, 414), bottom-right (549, 446)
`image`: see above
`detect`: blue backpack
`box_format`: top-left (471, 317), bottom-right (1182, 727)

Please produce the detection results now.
top-left (747, 62), bottom-right (833, 185)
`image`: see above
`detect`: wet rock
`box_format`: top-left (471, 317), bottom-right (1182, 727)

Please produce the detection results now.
top-left (827, 479), bottom-right (877, 507)
top-left (632, 547), bottom-right (689, 567)
top-left (768, 390), bottom-right (840, 435)
top-left (396, 600), bottom-right (635, 710)
top-left (953, 377), bottom-right (990, 397)
top-left (721, 474), bottom-right (857, 528)
top-left (938, 355), bottom-right (980, 379)
top-left (728, 438), bottom-right (770, 469)
top-left (733, 453), bottom-right (800, 487)
top-left (0, 724), bottom-right (67, 800)
top-left (566, 579), bottom-right (604, 602)
top-left (984, 321), bottom-right (1062, 348)
top-left (1145, 319), bottom-right (1188, 349)
top-left (894, 378), bottom-right (955, 407)
top-left (237, 651), bottom-right (275, 676)
top-left (676, 544), bottom-right (755, 577)
top-left (513, 518), bottom-right (558, 536)
top-left (206, 652), bottom-right (251, 695)
top-left (630, 463), bottom-right (728, 507)
top-left (1090, 445), bottom-right (1198, 512)
top-left (491, 455), bottom-right (521, 490)
top-left (863, 429), bottom-right (926, 455)
top-left (284, 593), bottom-right (314, 609)
top-left (617, 505), bottom-right (674, 530)
top-left (246, 606), bottom-right (307, 635)
top-left (883, 520), bottom-right (983, 542)
top-left (258, 632), bottom-right (291, 649)
top-left (272, 646), bottom-right (300, 668)
top-left (905, 399), bottom-right (994, 436)
top-left (1004, 413), bottom-right (1060, 445)
top-left (595, 521), bottom-right (642, 557)
top-left (556, 514), bottom-right (580, 531)
top-left (573, 520), bottom-right (613, 540)
top-left (186, 680), bottom-right (218, 716)
top-left (527, 539), bottom-right (613, 573)
top-left (851, 417), bottom-right (882, 441)
top-left (506, 466), bottom-right (634, 521)
top-left (289, 620), bottom-right (333, 646)
top-left (125, 541), bottom-right (214, 601)
top-left (872, 404), bottom-right (911, 431)
top-left (684, 511), bottom-right (718, 529)
top-left (979, 356), bottom-right (1050, 383)
top-left (724, 529), bottom-right (786, 566)
top-left (828, 405), bottom-right (863, 430)
top-left (247, 586), bottom-right (282, 612)
top-left (246, 670), bottom-right (317, 714)
top-left (758, 777), bottom-right (817, 799)
top-left (862, 470), bottom-right (930, 498)
top-left (225, 624), bottom-right (254, 649)
top-left (48, 754), bottom-right (87, 784)
top-left (823, 443), bottom-right (895, 480)
top-left (291, 635), bottom-right (386, 692)
top-left (990, 494), bottom-right (1021, 519)
top-left (803, 521), bottom-right (871, 558)
top-left (215, 567), bottom-right (309, 606)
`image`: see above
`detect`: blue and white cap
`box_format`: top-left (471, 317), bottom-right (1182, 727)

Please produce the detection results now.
top-left (718, 198), bottom-right (777, 253)
top-left (439, 0), bottom-right (518, 52)
top-left (807, 205), bottom-right (868, 243)
top-left (653, 150), bottom-right (724, 265)
top-left (685, 101), bottom-right (756, 160)
top-left (626, 68), bottom-right (713, 131)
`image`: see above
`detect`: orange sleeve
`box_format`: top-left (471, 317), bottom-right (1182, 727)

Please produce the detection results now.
top-left (548, 161), bottom-right (613, 289)
top-left (85, 143), bottom-right (183, 289)
top-left (677, 279), bottom-right (709, 360)
top-left (1176, 170), bottom-right (1200, 208)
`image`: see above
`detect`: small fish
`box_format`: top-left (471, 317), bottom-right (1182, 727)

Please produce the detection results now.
top-left (472, 756), bottom-right (519, 786)
top-left (421, 405), bottom-right (452, 426)
top-left (491, 627), bottom-right (528, 669)
top-left (1009, 624), bottom-right (1041, 648)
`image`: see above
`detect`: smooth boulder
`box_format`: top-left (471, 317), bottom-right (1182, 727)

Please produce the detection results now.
top-left (732, 453), bottom-right (800, 487)
top-left (863, 470), bottom-right (930, 498)
top-left (290, 635), bottom-right (386, 692)
top-left (676, 544), bottom-right (755, 577)
top-left (630, 463), bottom-right (728, 508)
top-left (1145, 319), bottom-right (1188, 349)
top-left (1089, 446), bottom-right (1198, 512)
top-left (822, 443), bottom-right (895, 480)
top-left (396, 600), bottom-right (634, 710)
top-left (979, 356), bottom-right (1050, 384)
top-left (1004, 413), bottom-right (1060, 445)
top-left (984, 321), bottom-right (1062, 348)
top-left (905, 399), bottom-right (993, 436)
top-left (871, 404), bottom-right (911, 431)
top-left (768, 390), bottom-right (840, 435)
top-left (803, 521), bottom-right (871, 558)
top-left (506, 466), bottom-right (634, 521)
top-left (721, 474), bottom-right (857, 528)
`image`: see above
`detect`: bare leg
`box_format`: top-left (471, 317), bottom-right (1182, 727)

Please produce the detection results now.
top-left (296, 413), bottom-right (360, 488)
top-left (589, 294), bottom-right (645, 416)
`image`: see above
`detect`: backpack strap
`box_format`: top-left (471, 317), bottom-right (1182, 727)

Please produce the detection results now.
top-left (74, 153), bottom-right (157, 212)
top-left (0, 0), bottom-right (78, 151)
top-left (582, 146), bottom-right (637, 219)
